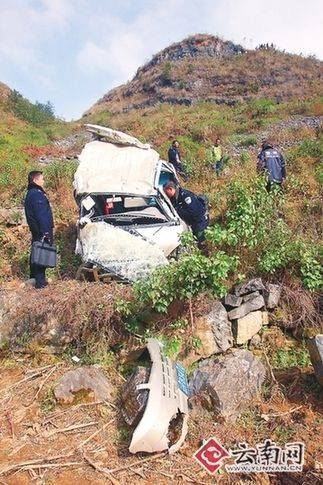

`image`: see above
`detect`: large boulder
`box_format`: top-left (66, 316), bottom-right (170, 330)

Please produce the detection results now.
top-left (227, 294), bottom-right (265, 320)
top-left (54, 366), bottom-right (114, 404)
top-left (233, 278), bottom-right (266, 297)
top-left (189, 349), bottom-right (266, 418)
top-left (263, 283), bottom-right (282, 309)
top-left (193, 301), bottom-right (233, 358)
top-left (307, 335), bottom-right (323, 386)
top-left (232, 310), bottom-right (266, 344)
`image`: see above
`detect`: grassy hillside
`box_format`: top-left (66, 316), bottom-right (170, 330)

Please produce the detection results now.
top-left (1, 92), bottom-right (322, 308)
top-left (0, 92), bottom-right (79, 279)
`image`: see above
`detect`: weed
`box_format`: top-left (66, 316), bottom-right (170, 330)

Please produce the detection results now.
top-left (40, 388), bottom-right (56, 413)
top-left (274, 425), bottom-right (295, 442)
top-left (272, 346), bottom-right (311, 369)
top-left (134, 251), bottom-right (238, 312)
top-left (162, 336), bottom-right (182, 358)
top-left (169, 318), bottom-right (188, 330)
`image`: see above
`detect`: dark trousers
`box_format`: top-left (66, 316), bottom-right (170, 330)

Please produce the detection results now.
top-left (30, 241), bottom-right (47, 289)
top-left (213, 158), bottom-right (224, 176)
top-left (192, 217), bottom-right (209, 251)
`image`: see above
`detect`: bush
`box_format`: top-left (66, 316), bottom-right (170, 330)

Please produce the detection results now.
top-left (239, 135), bottom-right (258, 147)
top-left (205, 178), bottom-right (321, 290)
top-left (6, 90), bottom-right (55, 125)
top-left (45, 158), bottom-right (78, 190)
top-left (250, 99), bottom-right (276, 117)
top-left (134, 251), bottom-right (238, 312)
top-left (295, 140), bottom-right (323, 159)
top-left (160, 62), bottom-right (172, 86)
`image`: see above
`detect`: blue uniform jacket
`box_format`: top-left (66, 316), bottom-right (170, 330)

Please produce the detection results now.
top-left (168, 147), bottom-right (182, 171)
top-left (172, 188), bottom-right (208, 229)
top-left (24, 183), bottom-right (54, 241)
top-left (258, 145), bottom-right (286, 183)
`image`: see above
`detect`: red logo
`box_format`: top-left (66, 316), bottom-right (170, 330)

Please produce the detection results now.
top-left (194, 437), bottom-right (229, 475)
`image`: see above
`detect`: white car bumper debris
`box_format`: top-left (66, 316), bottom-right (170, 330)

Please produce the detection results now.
top-left (128, 338), bottom-right (189, 454)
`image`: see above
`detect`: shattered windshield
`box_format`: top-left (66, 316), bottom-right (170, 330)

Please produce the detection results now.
top-left (79, 221), bottom-right (168, 281)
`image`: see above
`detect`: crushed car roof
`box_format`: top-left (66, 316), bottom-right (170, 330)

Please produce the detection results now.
top-left (74, 126), bottom-right (161, 196)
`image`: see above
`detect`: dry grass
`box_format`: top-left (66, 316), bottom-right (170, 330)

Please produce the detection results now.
top-left (1, 280), bottom-right (133, 351)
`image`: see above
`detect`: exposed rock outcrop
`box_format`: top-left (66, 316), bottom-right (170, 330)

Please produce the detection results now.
top-left (189, 350), bottom-right (266, 418)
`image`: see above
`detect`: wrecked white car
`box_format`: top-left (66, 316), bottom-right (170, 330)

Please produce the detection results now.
top-left (74, 125), bottom-right (188, 282)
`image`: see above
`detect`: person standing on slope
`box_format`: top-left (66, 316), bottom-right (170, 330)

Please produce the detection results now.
top-left (211, 137), bottom-right (224, 176)
top-left (24, 171), bottom-right (54, 289)
top-left (168, 140), bottom-right (189, 181)
top-left (257, 140), bottom-right (286, 191)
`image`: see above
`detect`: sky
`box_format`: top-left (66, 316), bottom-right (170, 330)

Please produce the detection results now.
top-left (0, 0), bottom-right (322, 120)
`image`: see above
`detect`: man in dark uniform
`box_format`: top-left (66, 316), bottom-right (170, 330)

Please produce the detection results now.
top-left (168, 140), bottom-right (189, 181)
top-left (163, 181), bottom-right (208, 249)
top-left (257, 140), bottom-right (286, 191)
top-left (24, 171), bottom-right (54, 289)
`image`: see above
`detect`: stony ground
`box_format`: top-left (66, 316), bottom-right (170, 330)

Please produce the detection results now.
top-left (0, 339), bottom-right (322, 484)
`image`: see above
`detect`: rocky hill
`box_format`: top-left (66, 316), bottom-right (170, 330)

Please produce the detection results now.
top-left (0, 81), bottom-right (11, 100)
top-left (85, 34), bottom-right (322, 115)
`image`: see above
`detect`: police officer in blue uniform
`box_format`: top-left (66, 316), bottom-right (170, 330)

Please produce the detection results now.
top-left (163, 181), bottom-right (209, 249)
top-left (257, 140), bottom-right (286, 191)
top-left (24, 171), bottom-right (54, 288)
top-left (168, 140), bottom-right (189, 181)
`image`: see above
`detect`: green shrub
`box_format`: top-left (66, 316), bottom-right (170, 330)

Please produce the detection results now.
top-left (295, 139), bottom-right (323, 159)
top-left (250, 98), bottom-right (276, 117)
top-left (239, 135), bottom-right (258, 147)
top-left (206, 178), bottom-right (321, 290)
top-left (160, 61), bottom-right (172, 86)
top-left (239, 151), bottom-right (251, 165)
top-left (272, 346), bottom-right (311, 369)
top-left (6, 90), bottom-right (55, 124)
top-left (45, 158), bottom-right (78, 190)
top-left (134, 251), bottom-right (238, 312)
top-left (299, 246), bottom-right (323, 292)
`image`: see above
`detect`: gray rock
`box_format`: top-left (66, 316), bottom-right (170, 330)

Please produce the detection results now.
top-left (307, 335), bottom-right (323, 386)
top-left (242, 291), bottom-right (260, 302)
top-left (228, 295), bottom-right (265, 320)
top-left (263, 284), bottom-right (282, 309)
top-left (54, 366), bottom-right (113, 404)
top-left (193, 301), bottom-right (233, 358)
top-left (224, 294), bottom-right (243, 307)
top-left (233, 278), bottom-right (266, 297)
top-left (189, 349), bottom-right (266, 418)
top-left (232, 310), bottom-right (263, 344)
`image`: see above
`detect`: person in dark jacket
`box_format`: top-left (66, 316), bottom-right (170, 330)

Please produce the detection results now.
top-left (168, 140), bottom-right (189, 181)
top-left (257, 140), bottom-right (286, 191)
top-left (163, 181), bottom-right (208, 249)
top-left (24, 171), bottom-right (54, 289)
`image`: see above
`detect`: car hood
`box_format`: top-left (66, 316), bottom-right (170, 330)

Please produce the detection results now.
top-left (79, 221), bottom-right (168, 282)
top-left (74, 140), bottom-right (160, 196)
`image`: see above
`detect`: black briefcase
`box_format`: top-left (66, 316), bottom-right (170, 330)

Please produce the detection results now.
top-left (31, 240), bottom-right (57, 268)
